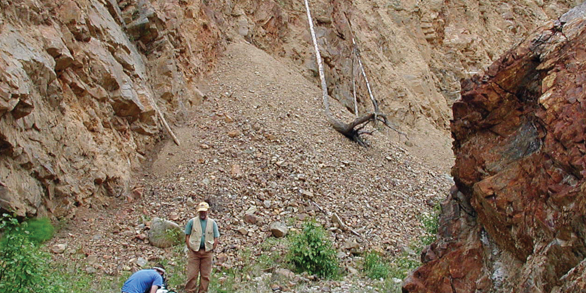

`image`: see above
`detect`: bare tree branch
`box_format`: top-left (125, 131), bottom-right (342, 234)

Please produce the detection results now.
top-left (304, 0), bottom-right (330, 116)
top-left (352, 53), bottom-right (359, 117)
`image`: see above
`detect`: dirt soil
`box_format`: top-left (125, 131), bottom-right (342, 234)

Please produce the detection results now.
top-left (49, 40), bottom-right (454, 291)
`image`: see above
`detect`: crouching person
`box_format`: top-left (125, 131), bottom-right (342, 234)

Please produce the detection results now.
top-left (121, 265), bottom-right (166, 293)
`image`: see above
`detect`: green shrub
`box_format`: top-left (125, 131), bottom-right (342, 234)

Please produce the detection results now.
top-left (0, 214), bottom-right (61, 293)
top-left (23, 217), bottom-right (55, 244)
top-left (364, 252), bottom-right (390, 279)
top-left (287, 221), bottom-right (340, 279)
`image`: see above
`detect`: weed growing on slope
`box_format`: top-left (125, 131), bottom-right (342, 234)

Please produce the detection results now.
top-left (287, 221), bottom-right (340, 279)
top-left (419, 204), bottom-right (440, 247)
top-left (387, 204), bottom-right (442, 282)
top-left (363, 251), bottom-right (391, 280)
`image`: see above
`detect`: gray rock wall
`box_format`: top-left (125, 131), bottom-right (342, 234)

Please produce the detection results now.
top-left (0, 0), bottom-right (213, 217)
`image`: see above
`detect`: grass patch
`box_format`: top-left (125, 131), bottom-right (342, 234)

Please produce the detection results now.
top-left (210, 236), bottom-right (291, 293)
top-left (50, 260), bottom-right (130, 292)
top-left (363, 252), bottom-right (391, 280)
top-left (158, 245), bottom-right (188, 290)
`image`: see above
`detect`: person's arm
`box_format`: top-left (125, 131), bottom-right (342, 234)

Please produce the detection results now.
top-left (213, 221), bottom-right (220, 250)
top-left (184, 219), bottom-right (193, 249)
top-left (149, 272), bottom-right (163, 293)
top-left (149, 285), bottom-right (159, 293)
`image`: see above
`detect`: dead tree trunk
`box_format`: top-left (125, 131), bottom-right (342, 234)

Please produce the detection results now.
top-left (304, 0), bottom-right (404, 146)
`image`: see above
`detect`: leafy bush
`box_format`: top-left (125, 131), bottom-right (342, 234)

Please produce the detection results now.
top-left (0, 214), bottom-right (61, 293)
top-left (364, 252), bottom-right (390, 279)
top-left (23, 217), bottom-right (55, 244)
top-left (287, 221), bottom-right (339, 279)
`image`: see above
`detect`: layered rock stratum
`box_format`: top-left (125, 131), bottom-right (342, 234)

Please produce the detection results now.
top-left (404, 2), bottom-right (586, 292)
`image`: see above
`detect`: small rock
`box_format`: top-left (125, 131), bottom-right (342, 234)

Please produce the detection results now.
top-left (244, 214), bottom-right (258, 224)
top-left (270, 222), bottom-right (288, 238)
top-left (300, 189), bottom-right (313, 199)
top-left (274, 268), bottom-right (296, 279)
top-left (231, 164), bottom-right (243, 179)
top-left (342, 239), bottom-right (359, 250)
top-left (237, 227), bottom-right (248, 235)
top-left (85, 266), bottom-right (97, 274)
top-left (245, 206), bottom-right (257, 215)
top-left (227, 130), bottom-right (240, 138)
top-left (87, 255), bottom-right (98, 264)
top-left (137, 257), bottom-right (148, 267)
top-left (51, 243), bottom-right (67, 254)
top-left (200, 144), bottom-right (210, 149)
top-left (347, 266), bottom-right (359, 275)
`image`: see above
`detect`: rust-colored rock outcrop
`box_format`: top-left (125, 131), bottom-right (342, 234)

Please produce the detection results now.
top-left (404, 3), bottom-right (586, 292)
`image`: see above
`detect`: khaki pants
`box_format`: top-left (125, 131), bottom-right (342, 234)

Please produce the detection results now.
top-left (186, 249), bottom-right (213, 293)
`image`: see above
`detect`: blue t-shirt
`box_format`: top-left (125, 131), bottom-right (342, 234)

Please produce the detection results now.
top-left (121, 269), bottom-right (163, 293)
top-left (184, 218), bottom-right (220, 248)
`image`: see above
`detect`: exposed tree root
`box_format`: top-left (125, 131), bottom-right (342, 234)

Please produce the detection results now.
top-left (330, 113), bottom-right (405, 146)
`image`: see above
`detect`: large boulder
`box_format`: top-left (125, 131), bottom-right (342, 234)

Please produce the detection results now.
top-left (148, 217), bottom-right (182, 248)
top-left (404, 3), bottom-right (586, 293)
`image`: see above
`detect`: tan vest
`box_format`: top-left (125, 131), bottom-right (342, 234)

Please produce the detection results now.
top-left (188, 218), bottom-right (215, 252)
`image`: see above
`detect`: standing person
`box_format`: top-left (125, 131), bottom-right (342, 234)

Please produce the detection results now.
top-left (185, 201), bottom-right (220, 293)
top-left (121, 265), bottom-right (166, 293)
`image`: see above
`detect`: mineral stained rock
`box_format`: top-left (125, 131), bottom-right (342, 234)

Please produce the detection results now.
top-left (404, 3), bottom-right (586, 293)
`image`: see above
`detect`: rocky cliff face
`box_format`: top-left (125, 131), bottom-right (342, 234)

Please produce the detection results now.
top-left (0, 0), bottom-right (578, 219)
top-left (0, 0), bottom-right (220, 217)
top-left (404, 2), bottom-right (586, 292)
